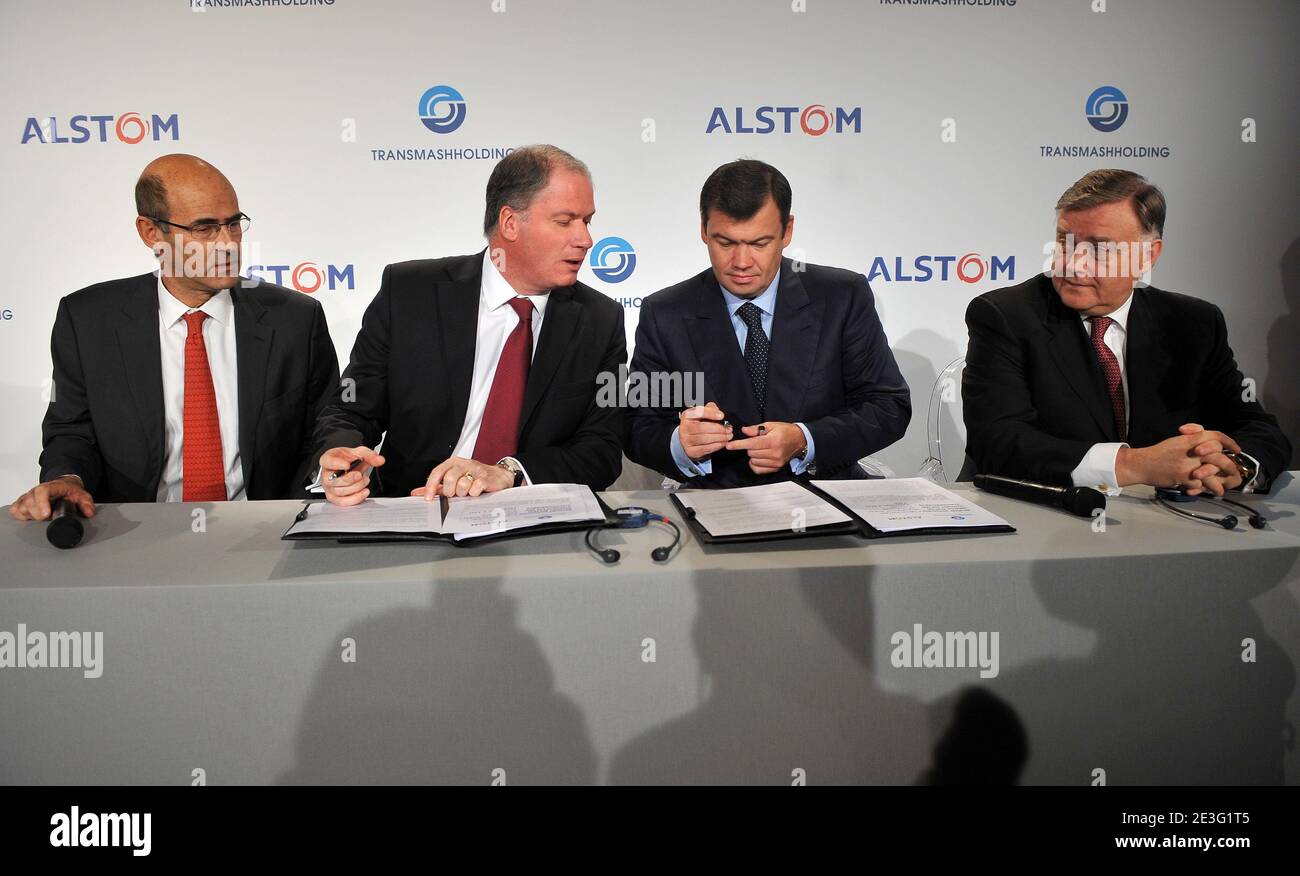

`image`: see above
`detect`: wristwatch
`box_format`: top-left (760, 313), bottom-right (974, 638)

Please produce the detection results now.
top-left (1221, 451), bottom-right (1257, 492)
top-left (496, 457), bottom-right (526, 488)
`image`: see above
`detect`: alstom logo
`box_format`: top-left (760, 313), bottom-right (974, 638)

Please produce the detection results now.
top-left (20, 113), bottom-right (180, 144)
top-left (246, 262), bottom-right (355, 293)
top-left (866, 253), bottom-right (1015, 284)
top-left (706, 104), bottom-right (861, 135)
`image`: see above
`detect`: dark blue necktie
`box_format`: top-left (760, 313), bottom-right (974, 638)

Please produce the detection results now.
top-left (737, 302), bottom-right (769, 419)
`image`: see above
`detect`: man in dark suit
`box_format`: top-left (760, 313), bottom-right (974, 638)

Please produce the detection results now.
top-left (963, 168), bottom-right (1290, 496)
top-left (314, 145), bottom-right (625, 506)
top-left (625, 159), bottom-right (910, 488)
top-left (9, 154), bottom-right (341, 520)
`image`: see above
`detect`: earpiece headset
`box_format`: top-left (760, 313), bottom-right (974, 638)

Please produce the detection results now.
top-left (585, 506), bottom-right (681, 564)
top-left (1154, 487), bottom-right (1267, 530)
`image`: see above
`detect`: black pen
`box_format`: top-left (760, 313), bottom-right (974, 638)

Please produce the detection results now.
top-left (328, 458), bottom-right (372, 482)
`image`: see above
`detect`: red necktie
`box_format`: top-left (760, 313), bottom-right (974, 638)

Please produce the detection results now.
top-left (472, 297), bottom-right (534, 464)
top-left (1087, 315), bottom-right (1127, 441)
top-left (181, 311), bottom-right (227, 501)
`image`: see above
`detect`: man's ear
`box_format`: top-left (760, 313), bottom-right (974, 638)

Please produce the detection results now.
top-left (700, 219), bottom-right (709, 246)
top-left (1135, 237), bottom-right (1163, 279)
top-left (136, 215), bottom-right (159, 249)
top-left (1144, 238), bottom-right (1163, 273)
top-left (499, 206), bottom-right (521, 242)
top-left (782, 213), bottom-right (795, 248)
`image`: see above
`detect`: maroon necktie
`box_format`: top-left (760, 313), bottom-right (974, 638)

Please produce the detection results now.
top-left (1087, 315), bottom-right (1126, 441)
top-left (472, 297), bottom-right (534, 464)
top-left (181, 311), bottom-right (227, 501)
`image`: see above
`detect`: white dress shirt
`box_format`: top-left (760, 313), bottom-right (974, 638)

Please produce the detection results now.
top-left (1070, 290), bottom-right (1259, 495)
top-left (156, 276), bottom-right (245, 502)
top-left (448, 250), bottom-right (549, 479)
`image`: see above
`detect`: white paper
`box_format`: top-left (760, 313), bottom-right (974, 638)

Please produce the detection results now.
top-left (287, 495), bottom-right (443, 536)
top-left (810, 477), bottom-right (1010, 533)
top-left (674, 480), bottom-right (852, 538)
top-left (443, 483), bottom-right (605, 541)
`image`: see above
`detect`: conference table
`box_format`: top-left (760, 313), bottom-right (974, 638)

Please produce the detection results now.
top-left (2, 477), bottom-right (1298, 786)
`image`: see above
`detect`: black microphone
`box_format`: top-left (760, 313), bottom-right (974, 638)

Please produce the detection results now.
top-left (46, 498), bottom-right (85, 549)
top-left (973, 474), bottom-right (1106, 518)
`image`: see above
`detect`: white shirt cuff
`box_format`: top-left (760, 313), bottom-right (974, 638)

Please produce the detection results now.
top-left (1070, 442), bottom-right (1128, 497)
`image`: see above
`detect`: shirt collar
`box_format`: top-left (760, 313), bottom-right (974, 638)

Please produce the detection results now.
top-left (156, 274), bottom-right (233, 327)
top-left (1081, 287), bottom-right (1135, 333)
top-left (719, 267), bottom-right (781, 319)
top-left (481, 248), bottom-right (549, 318)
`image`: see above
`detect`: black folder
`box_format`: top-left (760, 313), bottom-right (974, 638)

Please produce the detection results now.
top-left (282, 494), bottom-right (620, 547)
top-left (671, 479), bottom-right (1015, 545)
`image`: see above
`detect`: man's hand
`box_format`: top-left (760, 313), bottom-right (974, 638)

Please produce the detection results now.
top-left (413, 457), bottom-right (514, 499)
top-left (9, 475), bottom-right (95, 521)
top-left (1179, 423), bottom-right (1244, 496)
top-left (679, 402), bottom-right (731, 462)
top-left (1115, 423), bottom-right (1242, 496)
top-left (320, 446), bottom-right (385, 507)
top-left (724, 422), bottom-right (807, 475)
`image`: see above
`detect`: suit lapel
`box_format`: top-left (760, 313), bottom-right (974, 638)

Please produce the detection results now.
top-left (519, 286), bottom-right (581, 436)
top-left (434, 255), bottom-right (483, 438)
top-left (115, 274), bottom-right (166, 487)
top-left (1123, 288), bottom-right (1163, 440)
top-left (683, 271), bottom-right (761, 425)
top-left (765, 260), bottom-right (822, 423)
top-left (1041, 277), bottom-right (1119, 440)
top-left (232, 286), bottom-right (272, 491)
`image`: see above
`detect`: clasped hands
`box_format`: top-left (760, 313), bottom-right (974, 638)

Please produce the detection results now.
top-left (1116, 423), bottom-right (1247, 497)
top-left (679, 401), bottom-right (806, 475)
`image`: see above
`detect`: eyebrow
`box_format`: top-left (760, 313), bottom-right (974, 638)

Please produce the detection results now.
top-left (1056, 229), bottom-right (1118, 243)
top-left (711, 233), bottom-right (775, 245)
top-left (184, 213), bottom-right (244, 225)
top-left (551, 210), bottom-right (594, 220)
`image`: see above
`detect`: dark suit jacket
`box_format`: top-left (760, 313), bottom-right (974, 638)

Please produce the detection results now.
top-left (39, 272), bottom-right (341, 502)
top-left (962, 273), bottom-right (1291, 491)
top-left (312, 251), bottom-right (627, 495)
top-left (625, 258), bottom-right (911, 488)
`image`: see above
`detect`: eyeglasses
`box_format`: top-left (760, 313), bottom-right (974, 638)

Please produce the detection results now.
top-left (149, 213), bottom-right (251, 241)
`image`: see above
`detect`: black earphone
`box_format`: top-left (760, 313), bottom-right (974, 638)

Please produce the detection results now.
top-left (1154, 488), bottom-right (1267, 530)
top-left (585, 506), bottom-right (681, 564)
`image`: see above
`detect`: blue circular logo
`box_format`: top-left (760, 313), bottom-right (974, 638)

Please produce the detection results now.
top-left (590, 236), bottom-right (637, 283)
top-left (419, 85), bottom-right (466, 134)
top-left (1085, 86), bottom-right (1128, 133)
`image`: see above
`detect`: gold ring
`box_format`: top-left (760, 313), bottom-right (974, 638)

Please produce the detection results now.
top-left (462, 472), bottom-right (475, 482)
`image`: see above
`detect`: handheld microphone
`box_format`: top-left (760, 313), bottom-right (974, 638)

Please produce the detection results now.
top-left (46, 498), bottom-right (85, 549)
top-left (973, 474), bottom-right (1106, 518)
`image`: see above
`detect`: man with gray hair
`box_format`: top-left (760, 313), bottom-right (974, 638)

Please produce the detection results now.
top-left (963, 168), bottom-right (1290, 496)
top-left (314, 145), bottom-right (626, 504)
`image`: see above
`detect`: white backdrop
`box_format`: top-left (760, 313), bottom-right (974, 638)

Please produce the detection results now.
top-left (2, 0), bottom-right (1297, 499)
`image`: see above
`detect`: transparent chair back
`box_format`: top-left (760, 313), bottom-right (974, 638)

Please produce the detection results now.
top-left (917, 356), bottom-right (966, 482)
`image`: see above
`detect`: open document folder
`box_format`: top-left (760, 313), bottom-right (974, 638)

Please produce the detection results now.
top-left (282, 483), bottom-right (617, 545)
top-left (671, 477), bottom-right (1014, 544)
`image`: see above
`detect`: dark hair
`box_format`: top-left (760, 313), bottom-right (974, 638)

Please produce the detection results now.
top-left (135, 173), bottom-right (169, 219)
top-left (1056, 169), bottom-right (1166, 237)
top-left (699, 159), bottom-right (792, 231)
top-left (483, 144), bottom-right (590, 237)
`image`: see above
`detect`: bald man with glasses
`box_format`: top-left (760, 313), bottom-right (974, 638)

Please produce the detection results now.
top-left (9, 153), bottom-right (340, 520)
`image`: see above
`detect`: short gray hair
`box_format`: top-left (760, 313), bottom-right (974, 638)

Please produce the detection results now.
top-left (483, 144), bottom-right (590, 237)
top-left (1056, 168), bottom-right (1166, 237)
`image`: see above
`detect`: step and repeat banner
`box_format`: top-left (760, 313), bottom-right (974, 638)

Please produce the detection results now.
top-left (1, 0), bottom-right (1296, 498)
